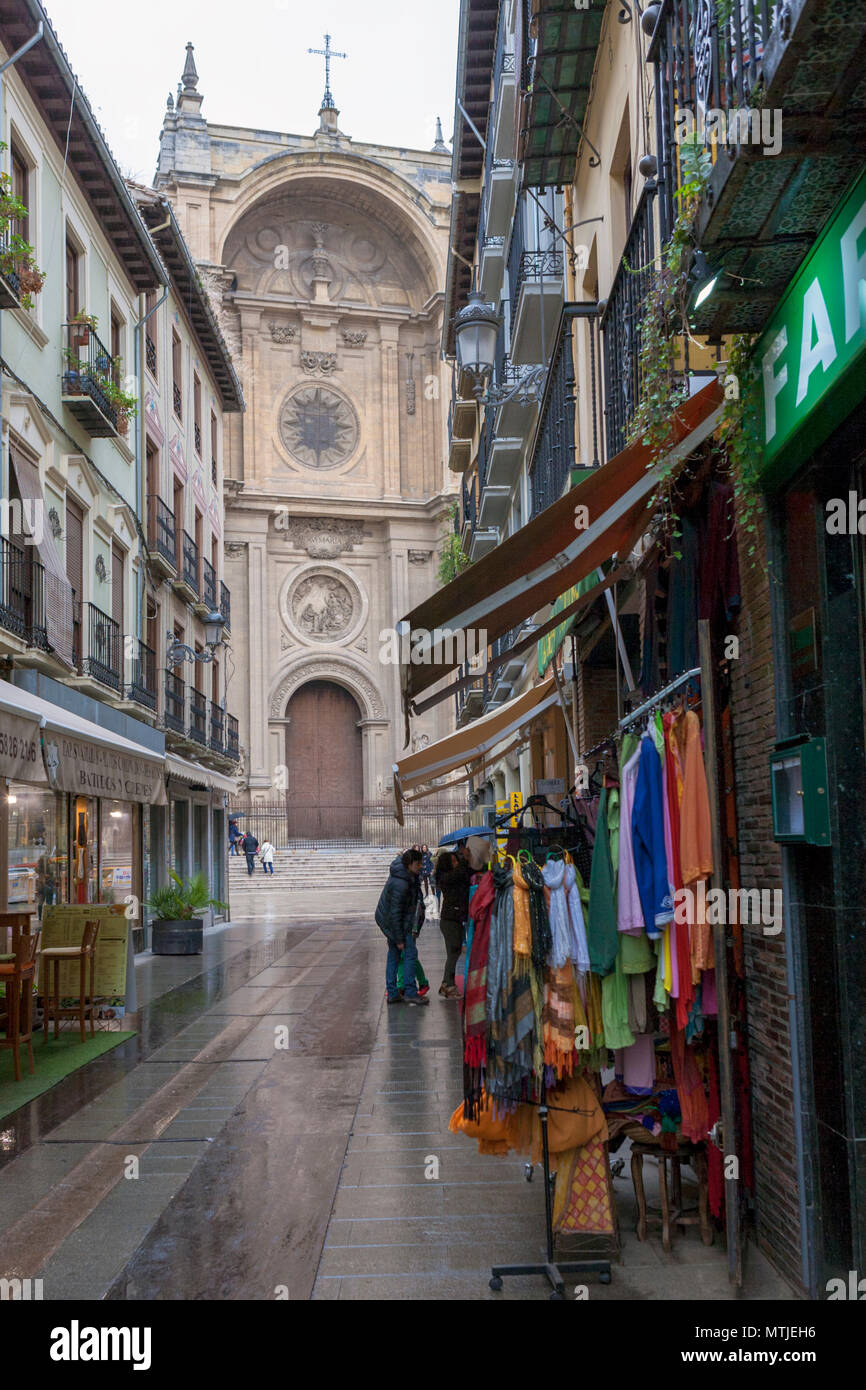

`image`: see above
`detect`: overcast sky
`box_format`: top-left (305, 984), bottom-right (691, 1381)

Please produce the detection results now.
top-left (44, 0), bottom-right (461, 183)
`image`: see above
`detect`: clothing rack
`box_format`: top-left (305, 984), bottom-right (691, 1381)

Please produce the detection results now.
top-left (488, 1077), bottom-right (613, 1298)
top-left (618, 667), bottom-right (701, 733)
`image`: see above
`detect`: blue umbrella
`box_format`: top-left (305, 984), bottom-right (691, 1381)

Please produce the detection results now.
top-left (437, 826), bottom-right (495, 846)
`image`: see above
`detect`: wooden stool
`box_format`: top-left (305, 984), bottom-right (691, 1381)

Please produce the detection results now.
top-left (41, 920), bottom-right (100, 1045)
top-left (0, 929), bottom-right (41, 1081)
top-left (630, 1137), bottom-right (712, 1252)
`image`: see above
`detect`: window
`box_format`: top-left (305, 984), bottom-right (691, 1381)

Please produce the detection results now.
top-left (111, 543), bottom-right (125, 638)
top-left (65, 226), bottom-right (81, 322)
top-left (172, 331), bottom-right (182, 420)
top-left (173, 481), bottom-right (184, 567)
top-left (193, 373), bottom-right (202, 455)
top-left (110, 304), bottom-right (124, 386)
top-left (65, 498), bottom-right (84, 668)
top-left (144, 290), bottom-right (158, 377)
top-left (210, 410), bottom-right (218, 485)
top-left (10, 142), bottom-right (29, 245)
top-left (194, 508), bottom-right (203, 588)
top-left (146, 438), bottom-right (159, 503)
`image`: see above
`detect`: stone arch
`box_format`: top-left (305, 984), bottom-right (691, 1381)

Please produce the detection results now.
top-left (268, 653), bottom-right (387, 722)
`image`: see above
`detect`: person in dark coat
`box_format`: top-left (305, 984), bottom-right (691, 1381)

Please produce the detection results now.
top-left (434, 846), bottom-right (472, 998)
top-left (228, 819), bottom-right (242, 855)
top-left (420, 845), bottom-right (433, 896)
top-left (241, 830), bottom-right (259, 876)
top-left (375, 849), bottom-right (429, 1005)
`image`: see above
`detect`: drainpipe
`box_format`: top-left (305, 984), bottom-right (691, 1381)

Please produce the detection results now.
top-left (0, 23), bottom-right (44, 500)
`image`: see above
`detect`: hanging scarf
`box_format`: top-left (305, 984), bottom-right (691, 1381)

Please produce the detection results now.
top-left (669, 1020), bottom-right (709, 1144)
top-left (543, 962), bottom-right (576, 1077)
top-left (511, 858), bottom-right (533, 970)
top-left (542, 858), bottom-right (573, 969)
top-left (486, 864), bottom-right (515, 1025)
top-left (462, 869), bottom-right (495, 1114)
top-left (522, 858), bottom-right (553, 970)
top-left (563, 860), bottom-right (591, 974)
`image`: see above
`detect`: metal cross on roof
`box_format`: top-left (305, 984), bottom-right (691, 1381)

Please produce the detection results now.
top-left (308, 33), bottom-right (347, 110)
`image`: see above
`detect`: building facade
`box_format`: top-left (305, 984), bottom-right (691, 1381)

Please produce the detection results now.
top-left (154, 48), bottom-right (455, 828)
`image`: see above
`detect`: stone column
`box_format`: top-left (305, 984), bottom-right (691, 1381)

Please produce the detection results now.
top-left (358, 718), bottom-right (392, 801)
top-left (247, 539), bottom-right (271, 788)
top-left (380, 323), bottom-right (402, 497)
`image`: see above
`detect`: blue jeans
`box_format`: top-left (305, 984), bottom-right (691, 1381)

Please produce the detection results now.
top-left (386, 932), bottom-right (420, 1000)
top-left (262, 861), bottom-right (274, 874)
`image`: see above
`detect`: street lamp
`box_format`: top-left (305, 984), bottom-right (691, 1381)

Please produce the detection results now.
top-left (166, 609), bottom-right (226, 666)
top-left (454, 292), bottom-right (546, 406)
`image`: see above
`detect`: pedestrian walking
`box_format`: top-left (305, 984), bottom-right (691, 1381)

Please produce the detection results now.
top-left (241, 829), bottom-right (259, 876)
top-left (374, 848), bottom-right (429, 1006)
top-left (420, 844), bottom-right (433, 897)
top-left (259, 839), bottom-right (275, 874)
top-left (435, 845), bottom-right (472, 999)
top-left (228, 819), bottom-right (242, 856)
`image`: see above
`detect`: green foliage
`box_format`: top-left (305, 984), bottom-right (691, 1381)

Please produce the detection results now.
top-left (0, 154), bottom-right (44, 309)
top-left (437, 502), bottom-right (471, 586)
top-left (145, 869), bottom-right (227, 921)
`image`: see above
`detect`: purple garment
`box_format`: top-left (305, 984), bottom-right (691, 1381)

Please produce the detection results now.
top-left (614, 1035), bottom-right (657, 1096)
top-left (702, 968), bottom-right (718, 1017)
top-left (631, 733), bottom-right (674, 939)
top-left (617, 747), bottom-right (645, 935)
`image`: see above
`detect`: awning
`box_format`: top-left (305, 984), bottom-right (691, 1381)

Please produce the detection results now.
top-left (399, 378), bottom-right (724, 724)
top-left (393, 677), bottom-right (557, 823)
top-left (165, 752), bottom-right (238, 796)
top-left (0, 680), bottom-right (166, 805)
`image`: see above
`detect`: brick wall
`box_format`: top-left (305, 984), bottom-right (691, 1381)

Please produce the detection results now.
top-left (576, 661), bottom-right (618, 754)
top-left (730, 518), bottom-right (805, 1293)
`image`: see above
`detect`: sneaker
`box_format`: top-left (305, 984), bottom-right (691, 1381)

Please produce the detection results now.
top-left (403, 994), bottom-right (430, 1006)
top-left (417, 984), bottom-right (430, 997)
top-left (439, 984), bottom-right (460, 999)
top-left (387, 994), bottom-right (404, 1004)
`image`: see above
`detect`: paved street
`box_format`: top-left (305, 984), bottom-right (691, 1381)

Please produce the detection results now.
top-left (0, 890), bottom-right (797, 1301)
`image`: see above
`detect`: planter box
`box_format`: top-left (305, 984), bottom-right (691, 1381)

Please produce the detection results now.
top-left (151, 918), bottom-right (203, 955)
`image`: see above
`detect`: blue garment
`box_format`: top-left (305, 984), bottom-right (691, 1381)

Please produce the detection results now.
top-left (631, 733), bottom-right (673, 938)
top-left (386, 931), bottom-right (421, 1001)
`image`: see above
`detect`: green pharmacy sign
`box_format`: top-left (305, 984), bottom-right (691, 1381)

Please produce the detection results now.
top-left (757, 164), bottom-right (866, 487)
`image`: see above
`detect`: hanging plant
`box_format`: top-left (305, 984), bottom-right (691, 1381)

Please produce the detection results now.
top-left (437, 501), bottom-right (471, 586)
top-left (0, 159), bottom-right (45, 310)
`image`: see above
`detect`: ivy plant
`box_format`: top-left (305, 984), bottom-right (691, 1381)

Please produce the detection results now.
top-left (437, 501), bottom-right (471, 586)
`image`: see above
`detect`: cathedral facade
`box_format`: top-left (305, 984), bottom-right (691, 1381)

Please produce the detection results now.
top-left (155, 47), bottom-right (454, 821)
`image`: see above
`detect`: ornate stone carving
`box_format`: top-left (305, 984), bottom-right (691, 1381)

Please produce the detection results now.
top-left (280, 631), bottom-right (294, 651)
top-left (224, 478), bottom-right (245, 495)
top-left (408, 549), bottom-right (430, 564)
top-left (226, 541), bottom-right (248, 555)
top-left (278, 385), bottom-right (358, 469)
top-left (268, 321), bottom-right (296, 343)
top-left (269, 657), bottom-right (386, 720)
top-left (48, 507), bottom-right (62, 539)
top-left (405, 352), bottom-right (416, 415)
top-left (300, 350), bottom-right (339, 375)
top-left (342, 330), bottom-right (368, 346)
top-left (95, 554), bottom-right (107, 583)
top-left (282, 516), bottom-right (368, 557)
top-left (292, 573), bottom-right (354, 640)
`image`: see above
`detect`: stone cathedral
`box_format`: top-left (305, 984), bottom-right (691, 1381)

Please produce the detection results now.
top-left (155, 45), bottom-right (454, 827)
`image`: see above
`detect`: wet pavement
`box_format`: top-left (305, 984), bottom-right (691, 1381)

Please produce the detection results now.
top-left (0, 887), bottom-right (800, 1301)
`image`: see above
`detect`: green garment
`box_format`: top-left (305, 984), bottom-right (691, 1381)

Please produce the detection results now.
top-left (607, 781), bottom-right (620, 880)
top-left (601, 941), bottom-right (635, 1049)
top-left (653, 936), bottom-right (669, 1009)
top-left (396, 956), bottom-right (428, 992)
top-left (588, 785), bottom-right (618, 976)
top-left (621, 929), bottom-right (654, 974)
top-left (652, 710), bottom-right (666, 759)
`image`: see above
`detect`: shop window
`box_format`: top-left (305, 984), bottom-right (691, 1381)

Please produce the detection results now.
top-left (100, 800), bottom-right (134, 904)
top-left (71, 795), bottom-right (98, 903)
top-left (7, 781), bottom-right (68, 914)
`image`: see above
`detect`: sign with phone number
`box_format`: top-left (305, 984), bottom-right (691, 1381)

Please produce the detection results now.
top-left (0, 712), bottom-right (47, 782)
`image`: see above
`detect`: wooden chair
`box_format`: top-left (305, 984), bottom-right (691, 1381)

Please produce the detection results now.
top-left (41, 920), bottom-right (100, 1045)
top-left (0, 928), bottom-right (41, 1081)
top-left (0, 910), bottom-right (37, 962)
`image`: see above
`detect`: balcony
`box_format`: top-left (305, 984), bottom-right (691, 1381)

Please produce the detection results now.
top-left (80, 603), bottom-right (121, 693)
top-left (147, 495), bottom-right (177, 578)
top-left (220, 581), bottom-right (231, 634)
top-left (196, 556), bottom-right (217, 617)
top-left (476, 412), bottom-right (511, 529)
top-left (484, 160), bottom-right (518, 239)
top-left (163, 669), bottom-right (186, 734)
top-left (491, 10), bottom-right (517, 163)
top-left (209, 701), bottom-right (225, 753)
top-left (0, 538), bottom-right (50, 650)
top-left (600, 188), bottom-right (658, 459)
top-left (124, 638), bottom-right (157, 713)
top-left (174, 531), bottom-right (199, 603)
top-left (189, 689), bottom-right (207, 746)
top-left (456, 666), bottom-right (490, 727)
top-left (0, 229), bottom-right (23, 309)
top-left (528, 305), bottom-right (578, 519)
top-left (479, 236), bottom-right (506, 302)
top-left (510, 249), bottom-right (565, 364)
top-left (61, 323), bottom-right (119, 438)
top-left (648, 0), bottom-right (866, 339)
top-left (226, 714), bottom-right (240, 762)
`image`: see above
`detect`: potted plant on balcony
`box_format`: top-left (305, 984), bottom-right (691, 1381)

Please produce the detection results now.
top-left (146, 870), bottom-right (227, 955)
top-left (106, 370), bottom-right (138, 437)
top-left (0, 162), bottom-right (44, 309)
top-left (71, 308), bottom-right (98, 345)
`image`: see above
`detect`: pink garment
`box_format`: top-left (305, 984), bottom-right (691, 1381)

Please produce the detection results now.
top-left (617, 747), bottom-right (645, 935)
top-left (702, 968), bottom-right (718, 1017)
top-left (614, 1034), bottom-right (657, 1095)
top-left (659, 735), bottom-right (680, 1000)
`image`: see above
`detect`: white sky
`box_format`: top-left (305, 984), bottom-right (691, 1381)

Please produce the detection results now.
top-left (43, 0), bottom-right (461, 183)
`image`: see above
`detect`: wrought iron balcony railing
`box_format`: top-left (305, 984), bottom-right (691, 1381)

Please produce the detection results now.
top-left (226, 714), bottom-right (240, 761)
top-left (182, 531), bottom-right (199, 595)
top-left (0, 537), bottom-right (49, 649)
top-left (194, 422), bottom-right (202, 456)
top-left (145, 334), bottom-right (157, 375)
top-left (163, 669), bottom-right (185, 733)
top-left (126, 637), bottom-right (157, 712)
top-left (528, 307), bottom-right (577, 519)
top-left (61, 323), bottom-right (119, 436)
top-left (220, 581), bottom-right (231, 631)
top-left (600, 185), bottom-right (658, 459)
top-left (189, 688), bottom-right (207, 745)
top-left (173, 381), bottom-right (182, 420)
top-left (209, 701), bottom-right (225, 753)
top-left (201, 556), bottom-right (217, 610)
top-left (147, 495), bottom-right (176, 568)
top-left (512, 250), bottom-right (564, 319)
top-left (83, 603), bottom-right (121, 691)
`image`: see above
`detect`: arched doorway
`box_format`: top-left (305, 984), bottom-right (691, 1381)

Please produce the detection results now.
top-left (285, 680), bottom-right (363, 838)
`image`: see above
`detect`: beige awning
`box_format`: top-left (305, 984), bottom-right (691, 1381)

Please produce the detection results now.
top-left (165, 752), bottom-right (238, 795)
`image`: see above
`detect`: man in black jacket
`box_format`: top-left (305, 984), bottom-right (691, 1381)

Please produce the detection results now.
top-left (241, 830), bottom-right (259, 876)
top-left (434, 846), bottom-right (472, 998)
top-left (375, 849), bottom-right (429, 1005)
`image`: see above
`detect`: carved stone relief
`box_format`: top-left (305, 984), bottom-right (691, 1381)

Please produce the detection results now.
top-left (280, 516), bottom-right (368, 557)
top-left (269, 657), bottom-right (386, 720)
top-left (277, 384), bottom-right (359, 469)
top-left (292, 573), bottom-right (354, 640)
top-left (269, 322), bottom-right (296, 343)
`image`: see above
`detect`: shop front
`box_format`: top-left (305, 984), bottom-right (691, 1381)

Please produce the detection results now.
top-left (754, 161), bottom-right (866, 1295)
top-left (0, 677), bottom-right (166, 955)
top-left (159, 753), bottom-right (233, 930)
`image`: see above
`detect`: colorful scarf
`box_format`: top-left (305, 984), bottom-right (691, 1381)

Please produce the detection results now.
top-left (542, 858), bottom-right (573, 969)
top-left (511, 859), bottom-right (533, 969)
top-left (543, 962), bottom-right (576, 1077)
top-left (522, 858), bottom-right (553, 970)
top-left (462, 869), bottom-right (495, 1107)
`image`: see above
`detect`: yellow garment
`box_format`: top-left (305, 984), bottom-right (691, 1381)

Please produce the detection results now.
top-left (449, 1072), bottom-right (607, 1165)
top-left (512, 859), bottom-right (532, 965)
top-left (448, 1097), bottom-right (511, 1155)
